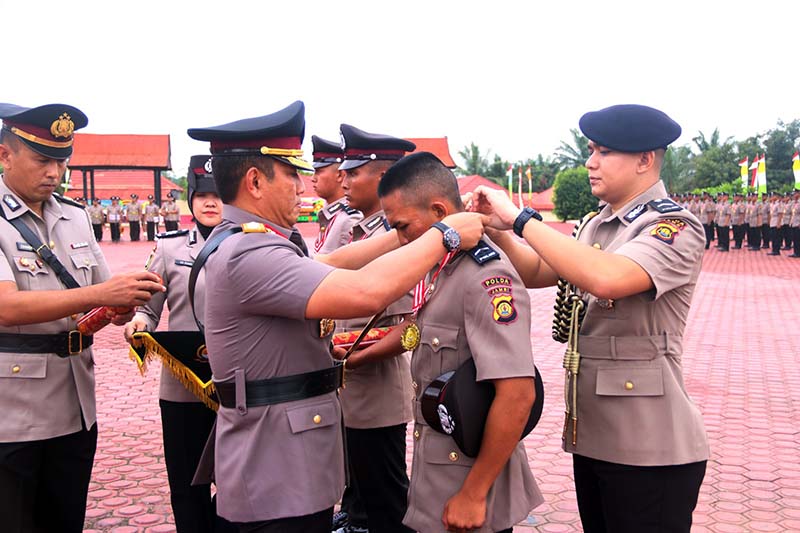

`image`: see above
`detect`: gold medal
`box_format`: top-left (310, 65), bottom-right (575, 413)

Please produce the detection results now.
top-left (319, 318), bottom-right (335, 338)
top-left (401, 323), bottom-right (421, 351)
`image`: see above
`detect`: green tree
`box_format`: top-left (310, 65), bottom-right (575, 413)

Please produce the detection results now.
top-left (165, 172), bottom-right (188, 200)
top-left (457, 142), bottom-right (490, 176)
top-left (555, 128), bottom-right (590, 170)
top-left (763, 119), bottom-right (800, 188)
top-left (552, 167), bottom-right (596, 221)
top-left (661, 145), bottom-right (693, 193)
top-left (689, 129), bottom-right (738, 190)
top-left (523, 155), bottom-right (560, 192)
top-left (486, 154), bottom-right (507, 180)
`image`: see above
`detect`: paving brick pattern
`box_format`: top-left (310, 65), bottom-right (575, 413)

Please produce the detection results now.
top-left (84, 236), bottom-right (800, 531)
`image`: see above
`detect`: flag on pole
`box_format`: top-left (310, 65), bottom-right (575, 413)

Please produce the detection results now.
top-left (738, 157), bottom-right (749, 191)
top-left (793, 151), bottom-right (800, 190)
top-left (517, 166), bottom-right (523, 208)
top-left (526, 166), bottom-right (533, 202)
top-left (756, 153), bottom-right (767, 195)
top-left (749, 156), bottom-right (759, 189)
top-left (506, 165), bottom-right (513, 198)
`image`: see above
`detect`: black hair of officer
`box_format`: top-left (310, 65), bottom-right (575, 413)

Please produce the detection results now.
top-left (377, 151), bottom-right (463, 209)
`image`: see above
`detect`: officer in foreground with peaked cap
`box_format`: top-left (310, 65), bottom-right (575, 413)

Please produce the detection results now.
top-left (0, 103), bottom-right (163, 532)
top-left (186, 101), bottom-right (486, 532)
top-left (310, 135), bottom-right (362, 256)
top-left (124, 155), bottom-right (234, 533)
top-left (332, 124), bottom-right (417, 533)
top-left (473, 104), bottom-right (709, 532)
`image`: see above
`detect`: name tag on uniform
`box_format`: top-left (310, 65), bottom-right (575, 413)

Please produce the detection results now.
top-left (16, 242), bottom-right (35, 252)
top-left (175, 259), bottom-right (195, 267)
top-left (70, 242), bottom-right (89, 249)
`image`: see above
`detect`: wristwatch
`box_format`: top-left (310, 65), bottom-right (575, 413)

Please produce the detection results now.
top-left (513, 207), bottom-right (543, 237)
top-left (432, 222), bottom-right (462, 252)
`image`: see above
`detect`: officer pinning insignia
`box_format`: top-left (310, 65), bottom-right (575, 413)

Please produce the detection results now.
top-left (648, 198), bottom-right (683, 213)
top-left (651, 218), bottom-right (687, 245)
top-left (483, 276), bottom-right (518, 325)
top-left (624, 203), bottom-right (648, 222)
top-left (468, 240), bottom-right (501, 265)
top-left (3, 194), bottom-right (21, 211)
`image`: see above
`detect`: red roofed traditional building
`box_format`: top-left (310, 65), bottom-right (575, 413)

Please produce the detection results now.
top-left (456, 175), bottom-right (555, 214)
top-left (457, 174), bottom-right (505, 194)
top-left (66, 133), bottom-right (175, 202)
top-left (405, 137), bottom-right (457, 168)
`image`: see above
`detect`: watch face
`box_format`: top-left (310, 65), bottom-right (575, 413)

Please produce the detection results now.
top-left (443, 228), bottom-right (461, 251)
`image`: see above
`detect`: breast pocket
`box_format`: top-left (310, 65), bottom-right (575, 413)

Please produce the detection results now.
top-left (419, 324), bottom-right (460, 380)
top-left (12, 254), bottom-right (50, 290)
top-left (70, 252), bottom-right (99, 285)
top-left (0, 353), bottom-right (47, 379)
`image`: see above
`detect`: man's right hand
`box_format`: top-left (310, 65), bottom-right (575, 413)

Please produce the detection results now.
top-left (98, 271), bottom-right (164, 308)
top-left (440, 212), bottom-right (489, 250)
top-left (123, 317), bottom-right (149, 343)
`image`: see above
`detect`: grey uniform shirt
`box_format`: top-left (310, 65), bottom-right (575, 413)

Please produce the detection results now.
top-left (0, 176), bottom-right (111, 442)
top-left (314, 197), bottom-right (362, 255)
top-left (204, 205), bottom-right (343, 523)
top-left (87, 204), bottom-right (104, 224)
top-left (162, 200), bottom-right (180, 222)
top-left (769, 202), bottom-right (783, 227)
top-left (731, 201), bottom-right (746, 225)
top-left (567, 180), bottom-right (709, 466)
top-left (132, 228), bottom-right (207, 402)
top-left (107, 204), bottom-right (123, 223)
top-left (715, 202), bottom-right (731, 227)
top-left (336, 210), bottom-right (414, 429)
top-left (404, 238), bottom-right (543, 532)
top-left (791, 200), bottom-right (800, 228)
top-left (758, 201), bottom-right (770, 225)
top-left (126, 200), bottom-right (143, 221)
top-left (144, 203), bottom-right (160, 222)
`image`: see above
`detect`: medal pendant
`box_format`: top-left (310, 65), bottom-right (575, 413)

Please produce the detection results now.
top-left (319, 318), bottom-right (335, 338)
top-left (401, 323), bottom-right (421, 351)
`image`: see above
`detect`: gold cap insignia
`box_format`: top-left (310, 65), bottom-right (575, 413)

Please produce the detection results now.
top-left (50, 113), bottom-right (75, 139)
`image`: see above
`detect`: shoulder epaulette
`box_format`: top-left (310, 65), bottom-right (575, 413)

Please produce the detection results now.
top-left (648, 198), bottom-right (683, 214)
top-left (53, 193), bottom-right (85, 209)
top-left (365, 215), bottom-right (385, 231)
top-left (156, 229), bottom-right (190, 239)
top-left (343, 205), bottom-right (360, 216)
top-left (467, 239), bottom-right (501, 265)
top-left (326, 202), bottom-right (344, 215)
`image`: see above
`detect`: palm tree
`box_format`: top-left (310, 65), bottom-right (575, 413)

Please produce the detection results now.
top-left (555, 129), bottom-right (590, 170)
top-left (457, 142), bottom-right (490, 176)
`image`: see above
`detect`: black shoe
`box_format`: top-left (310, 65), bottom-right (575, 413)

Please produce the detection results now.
top-left (789, 254), bottom-right (800, 258)
top-left (783, 246), bottom-right (793, 250)
top-left (767, 252), bottom-right (780, 256)
top-left (720, 248), bottom-right (729, 252)
top-left (733, 246), bottom-right (742, 249)
top-left (332, 511), bottom-right (350, 530)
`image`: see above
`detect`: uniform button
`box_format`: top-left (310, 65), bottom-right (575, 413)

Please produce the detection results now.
top-left (313, 414), bottom-right (322, 424)
top-left (19, 258), bottom-right (29, 267)
top-left (432, 338), bottom-right (440, 347)
top-left (414, 430), bottom-right (420, 440)
top-left (84, 258), bottom-right (91, 266)
top-left (448, 451), bottom-right (459, 462)
top-left (624, 381), bottom-right (634, 391)
top-left (11, 365), bottom-right (21, 374)
top-left (49, 241), bottom-right (55, 249)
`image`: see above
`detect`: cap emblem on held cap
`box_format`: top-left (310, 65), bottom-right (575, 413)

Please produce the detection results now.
top-left (50, 113), bottom-right (75, 139)
top-left (204, 158), bottom-right (213, 173)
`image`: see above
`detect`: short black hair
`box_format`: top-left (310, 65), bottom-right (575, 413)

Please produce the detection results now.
top-left (211, 156), bottom-right (275, 204)
top-left (0, 127), bottom-right (22, 150)
top-left (378, 152), bottom-right (463, 210)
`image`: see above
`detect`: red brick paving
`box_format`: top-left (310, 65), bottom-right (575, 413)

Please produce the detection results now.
top-left (85, 232), bottom-right (800, 531)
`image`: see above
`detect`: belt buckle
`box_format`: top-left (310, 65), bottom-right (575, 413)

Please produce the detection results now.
top-left (68, 330), bottom-right (83, 355)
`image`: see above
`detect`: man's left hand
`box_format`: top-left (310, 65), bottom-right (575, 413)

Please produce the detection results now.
top-left (442, 490), bottom-right (487, 532)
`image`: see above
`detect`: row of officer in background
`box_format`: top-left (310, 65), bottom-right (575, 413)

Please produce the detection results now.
top-left (676, 190), bottom-right (800, 256)
top-left (83, 194), bottom-right (171, 242)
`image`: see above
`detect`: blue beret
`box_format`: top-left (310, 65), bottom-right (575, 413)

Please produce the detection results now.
top-left (579, 104), bottom-right (681, 153)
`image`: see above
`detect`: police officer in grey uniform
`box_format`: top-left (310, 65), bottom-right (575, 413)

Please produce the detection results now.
top-left (145, 194), bottom-right (160, 241)
top-left (758, 194), bottom-right (771, 248)
top-left (767, 192), bottom-right (783, 256)
top-left (127, 193), bottom-right (144, 241)
top-left (162, 192), bottom-right (181, 231)
top-left (714, 192), bottom-right (731, 251)
top-left (700, 192), bottom-right (715, 249)
top-left (731, 192), bottom-right (746, 249)
top-left (87, 197), bottom-right (105, 242)
top-left (473, 104), bottom-right (709, 533)
top-left (124, 155), bottom-right (234, 533)
top-left (108, 195), bottom-right (123, 242)
top-left (377, 152), bottom-right (544, 532)
top-left (0, 102), bottom-right (163, 533)
top-left (310, 135), bottom-right (362, 256)
top-left (333, 124), bottom-right (417, 533)
top-left (789, 190), bottom-right (800, 258)
top-left (186, 101), bottom-right (485, 533)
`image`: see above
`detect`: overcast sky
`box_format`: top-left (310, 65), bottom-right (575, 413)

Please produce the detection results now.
top-left (3, 0), bottom-right (798, 174)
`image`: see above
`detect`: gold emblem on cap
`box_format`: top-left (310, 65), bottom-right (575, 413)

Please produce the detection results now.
top-left (400, 323), bottom-right (421, 351)
top-left (50, 113), bottom-right (75, 139)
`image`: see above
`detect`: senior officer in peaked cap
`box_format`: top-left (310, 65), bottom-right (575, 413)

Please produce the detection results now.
top-left (472, 104), bottom-right (709, 533)
top-left (310, 135), bottom-right (362, 256)
top-left (332, 124), bottom-right (417, 533)
top-left (0, 103), bottom-right (164, 532)
top-left (186, 101), bottom-right (486, 533)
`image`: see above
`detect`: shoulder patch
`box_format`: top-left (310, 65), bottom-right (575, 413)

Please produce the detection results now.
top-left (623, 203), bottom-right (648, 222)
top-left (156, 229), bottom-right (190, 239)
top-left (468, 240), bottom-right (501, 265)
top-left (481, 276), bottom-right (517, 325)
top-left (648, 198), bottom-right (683, 214)
top-left (365, 215), bottom-right (385, 231)
top-left (3, 194), bottom-right (22, 212)
top-left (326, 202), bottom-right (344, 214)
top-left (343, 206), bottom-right (360, 215)
top-left (53, 193), bottom-right (85, 209)
top-left (650, 219), bottom-right (687, 245)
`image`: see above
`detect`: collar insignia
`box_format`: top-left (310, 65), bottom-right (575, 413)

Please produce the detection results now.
top-left (3, 194), bottom-right (21, 211)
top-left (624, 203), bottom-right (648, 222)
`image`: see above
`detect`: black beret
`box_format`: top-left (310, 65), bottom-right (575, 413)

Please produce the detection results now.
top-left (187, 101), bottom-right (312, 172)
top-left (0, 103), bottom-right (88, 159)
top-left (339, 124), bottom-right (416, 171)
top-left (311, 135), bottom-right (344, 169)
top-left (579, 104), bottom-right (681, 153)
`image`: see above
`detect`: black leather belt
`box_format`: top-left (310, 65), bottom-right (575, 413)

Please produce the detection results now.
top-left (0, 331), bottom-right (93, 357)
top-left (215, 362), bottom-right (344, 408)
